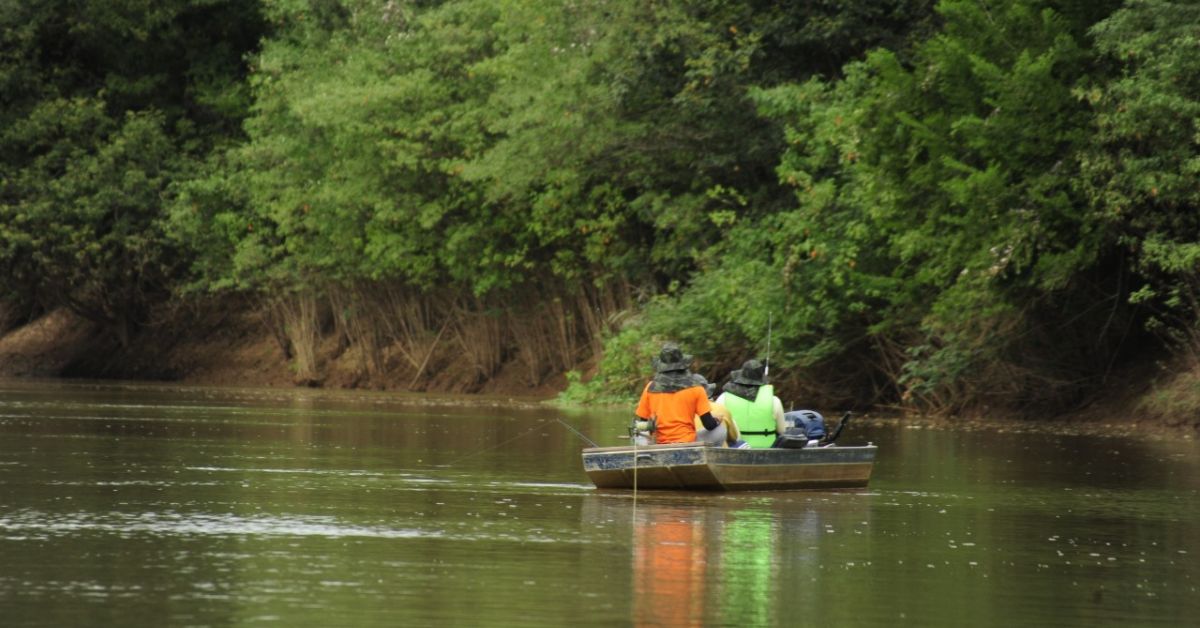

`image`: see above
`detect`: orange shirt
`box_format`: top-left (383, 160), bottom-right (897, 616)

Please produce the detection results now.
top-left (635, 382), bottom-right (712, 444)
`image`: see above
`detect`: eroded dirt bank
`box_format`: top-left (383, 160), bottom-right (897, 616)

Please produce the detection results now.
top-left (0, 307), bottom-right (565, 398)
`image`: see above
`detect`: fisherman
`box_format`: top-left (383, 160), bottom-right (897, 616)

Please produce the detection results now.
top-left (634, 343), bottom-right (723, 445)
top-left (715, 359), bottom-right (786, 448)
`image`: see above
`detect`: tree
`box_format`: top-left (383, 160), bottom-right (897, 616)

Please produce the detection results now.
top-left (0, 0), bottom-right (266, 342)
top-left (662, 0), bottom-right (1125, 411)
top-left (2, 103), bottom-right (179, 344)
top-left (1081, 0), bottom-right (1200, 360)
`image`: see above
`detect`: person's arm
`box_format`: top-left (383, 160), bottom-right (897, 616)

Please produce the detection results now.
top-left (773, 397), bottom-right (787, 434)
top-left (635, 382), bottom-right (653, 419)
top-left (694, 388), bottom-right (718, 430)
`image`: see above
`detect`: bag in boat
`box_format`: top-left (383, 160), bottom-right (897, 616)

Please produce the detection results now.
top-left (774, 410), bottom-right (826, 449)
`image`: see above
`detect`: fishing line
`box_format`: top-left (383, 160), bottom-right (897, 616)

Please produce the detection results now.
top-left (555, 418), bottom-right (598, 447)
top-left (632, 422), bottom-right (639, 517)
top-left (436, 419), bottom-right (552, 468)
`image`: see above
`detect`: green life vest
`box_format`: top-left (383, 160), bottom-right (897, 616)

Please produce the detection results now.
top-left (724, 385), bottom-right (777, 448)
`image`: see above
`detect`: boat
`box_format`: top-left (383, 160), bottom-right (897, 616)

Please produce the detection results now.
top-left (581, 441), bottom-right (877, 491)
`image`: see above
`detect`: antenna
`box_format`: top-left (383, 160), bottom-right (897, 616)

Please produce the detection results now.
top-left (765, 312), bottom-right (772, 378)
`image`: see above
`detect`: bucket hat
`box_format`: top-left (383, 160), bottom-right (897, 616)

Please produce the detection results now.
top-left (731, 359), bottom-right (767, 386)
top-left (652, 343), bottom-right (692, 373)
top-left (692, 373), bottom-right (717, 399)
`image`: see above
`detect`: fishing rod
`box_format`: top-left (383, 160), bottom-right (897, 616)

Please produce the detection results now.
top-left (555, 418), bottom-right (599, 448)
top-left (765, 312), bottom-right (772, 378)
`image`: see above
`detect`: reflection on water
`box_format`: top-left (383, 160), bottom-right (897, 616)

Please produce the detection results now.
top-left (0, 380), bottom-right (1198, 627)
top-left (633, 502), bottom-right (709, 627)
top-left (581, 491), bottom-right (872, 627)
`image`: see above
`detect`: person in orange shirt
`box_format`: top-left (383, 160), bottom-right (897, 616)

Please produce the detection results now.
top-left (634, 343), bottom-right (722, 444)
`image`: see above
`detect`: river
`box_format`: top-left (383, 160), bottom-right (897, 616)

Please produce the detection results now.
top-left (0, 380), bottom-right (1196, 627)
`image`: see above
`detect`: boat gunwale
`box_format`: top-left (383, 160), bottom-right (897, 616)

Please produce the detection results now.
top-left (580, 443), bottom-right (876, 491)
top-left (581, 443), bottom-right (877, 459)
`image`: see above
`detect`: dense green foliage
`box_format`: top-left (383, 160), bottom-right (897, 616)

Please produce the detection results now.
top-left (5, 0), bottom-right (1200, 414)
top-left (1082, 1), bottom-right (1200, 358)
top-left (735, 0), bottom-right (1130, 410)
top-left (0, 0), bottom-right (265, 340)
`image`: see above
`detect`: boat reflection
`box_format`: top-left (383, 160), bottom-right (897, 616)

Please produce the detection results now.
top-left (632, 503), bottom-right (710, 627)
top-left (581, 492), bottom-right (870, 626)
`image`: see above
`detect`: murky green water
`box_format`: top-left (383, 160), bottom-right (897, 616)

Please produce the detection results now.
top-left (1, 380), bottom-right (1197, 627)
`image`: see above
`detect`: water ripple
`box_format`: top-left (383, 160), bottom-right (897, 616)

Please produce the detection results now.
top-left (0, 510), bottom-right (434, 539)
top-left (185, 466), bottom-right (387, 477)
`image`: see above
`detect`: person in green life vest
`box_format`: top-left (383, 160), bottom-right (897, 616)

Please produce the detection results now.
top-left (715, 359), bottom-right (785, 448)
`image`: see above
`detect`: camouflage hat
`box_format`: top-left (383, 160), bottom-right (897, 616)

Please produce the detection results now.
top-left (731, 359), bottom-right (767, 386)
top-left (692, 373), bottom-right (717, 399)
top-left (652, 343), bottom-right (693, 373)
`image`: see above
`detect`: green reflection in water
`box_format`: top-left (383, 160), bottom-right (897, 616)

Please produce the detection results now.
top-left (718, 508), bottom-right (776, 627)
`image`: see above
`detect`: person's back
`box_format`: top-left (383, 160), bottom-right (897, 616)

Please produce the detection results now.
top-left (715, 359), bottom-right (785, 448)
top-left (637, 381), bottom-right (711, 443)
top-left (634, 344), bottom-right (720, 444)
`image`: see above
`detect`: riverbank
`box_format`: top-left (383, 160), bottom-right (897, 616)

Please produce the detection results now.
top-left (861, 412), bottom-right (1196, 441)
top-left (0, 306), bottom-right (566, 398)
top-left (1, 307), bottom-right (1197, 435)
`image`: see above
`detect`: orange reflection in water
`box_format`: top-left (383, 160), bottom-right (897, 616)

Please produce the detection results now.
top-left (632, 504), bottom-right (709, 628)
